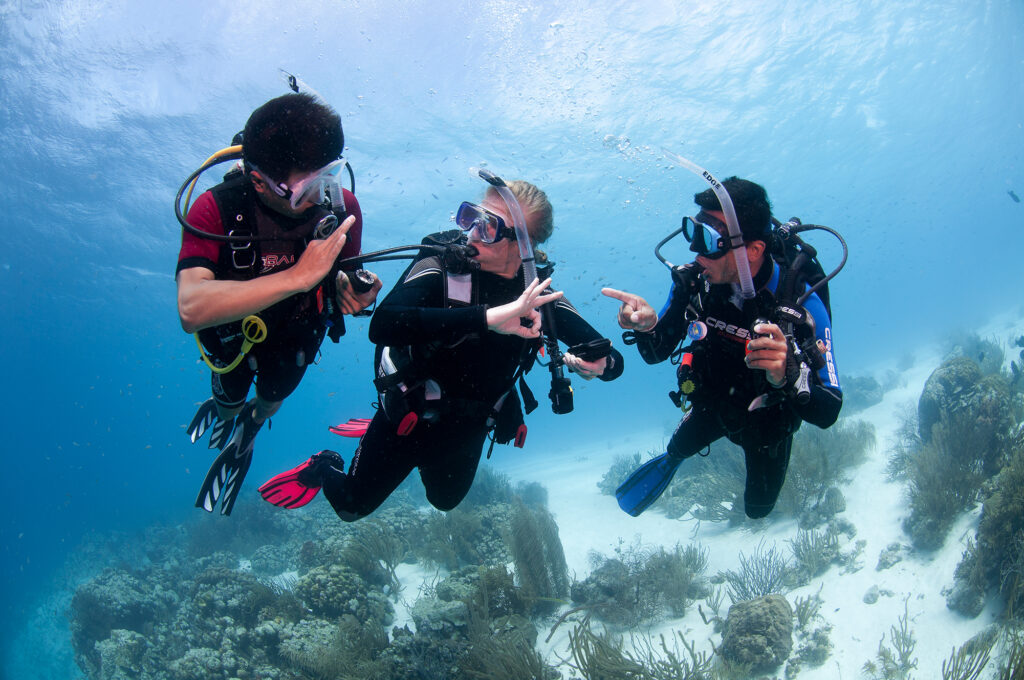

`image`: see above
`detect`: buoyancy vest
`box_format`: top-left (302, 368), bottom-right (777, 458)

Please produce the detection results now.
top-left (372, 234), bottom-right (541, 449)
top-left (196, 176), bottom-right (348, 363)
top-left (677, 262), bottom-right (805, 442)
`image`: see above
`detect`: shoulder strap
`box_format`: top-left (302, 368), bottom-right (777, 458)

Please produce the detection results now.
top-left (210, 175), bottom-right (258, 276)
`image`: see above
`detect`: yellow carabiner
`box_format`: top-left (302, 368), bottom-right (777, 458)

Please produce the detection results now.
top-left (195, 315), bottom-right (268, 375)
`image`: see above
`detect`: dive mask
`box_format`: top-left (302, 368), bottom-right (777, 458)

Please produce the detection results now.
top-left (251, 158), bottom-right (348, 211)
top-left (455, 201), bottom-right (516, 244)
top-left (683, 211), bottom-right (732, 260)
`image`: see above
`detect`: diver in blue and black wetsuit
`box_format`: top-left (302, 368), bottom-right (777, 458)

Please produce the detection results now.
top-left (603, 176), bottom-right (842, 519)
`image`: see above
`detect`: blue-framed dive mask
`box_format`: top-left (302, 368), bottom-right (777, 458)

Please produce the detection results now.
top-left (455, 201), bottom-right (516, 244)
top-left (683, 211), bottom-right (733, 260)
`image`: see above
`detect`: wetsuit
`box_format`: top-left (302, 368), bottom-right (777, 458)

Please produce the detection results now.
top-left (176, 177), bottom-right (362, 408)
top-left (633, 257), bottom-right (842, 518)
top-left (320, 254), bottom-right (624, 521)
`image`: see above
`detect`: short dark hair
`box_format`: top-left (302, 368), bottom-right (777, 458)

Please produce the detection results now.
top-left (242, 93), bottom-right (343, 182)
top-left (694, 177), bottom-right (772, 242)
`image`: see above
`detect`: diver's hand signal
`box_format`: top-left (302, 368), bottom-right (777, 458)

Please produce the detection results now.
top-left (487, 277), bottom-right (563, 338)
top-left (602, 287), bottom-right (657, 332)
top-left (291, 215), bottom-right (355, 292)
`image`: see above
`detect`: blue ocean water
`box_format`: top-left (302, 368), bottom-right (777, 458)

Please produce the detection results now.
top-left (1, 1), bottom-right (1021, 677)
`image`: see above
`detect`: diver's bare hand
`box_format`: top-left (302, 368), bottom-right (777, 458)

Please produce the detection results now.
top-left (602, 287), bottom-right (657, 332)
top-left (335, 269), bottom-right (383, 315)
top-left (745, 322), bottom-right (789, 387)
top-left (289, 215), bottom-right (355, 292)
top-left (563, 352), bottom-right (607, 380)
top-left (487, 277), bottom-right (563, 338)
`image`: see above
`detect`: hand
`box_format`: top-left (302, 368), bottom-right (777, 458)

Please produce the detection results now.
top-left (563, 352), bottom-right (607, 381)
top-left (335, 269), bottom-right (383, 315)
top-left (486, 277), bottom-right (564, 338)
top-left (601, 287), bottom-right (657, 332)
top-left (744, 322), bottom-right (789, 387)
top-left (289, 215), bottom-right (355, 292)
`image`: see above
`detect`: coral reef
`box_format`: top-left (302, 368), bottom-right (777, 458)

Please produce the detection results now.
top-left (904, 357), bottom-right (1016, 550)
top-left (788, 526), bottom-right (841, 585)
top-left (776, 418), bottom-right (875, 528)
top-left (597, 451), bottom-right (642, 496)
top-left (720, 540), bottom-right (791, 604)
top-left (507, 499), bottom-right (569, 615)
top-left (571, 540), bottom-right (710, 627)
top-left (294, 564), bottom-right (394, 625)
top-left (863, 598), bottom-right (917, 680)
top-left (939, 626), bottom-right (997, 680)
top-left (566, 615), bottom-right (715, 680)
top-left (70, 567), bottom-right (179, 675)
top-left (950, 431), bottom-right (1024, 620)
top-left (417, 504), bottom-right (512, 570)
top-left (943, 331), bottom-right (1005, 378)
top-left (67, 464), bottom-right (576, 680)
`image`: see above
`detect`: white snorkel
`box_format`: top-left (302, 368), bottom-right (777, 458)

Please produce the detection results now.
top-left (662, 150), bottom-right (755, 300)
top-left (470, 166), bottom-right (537, 286)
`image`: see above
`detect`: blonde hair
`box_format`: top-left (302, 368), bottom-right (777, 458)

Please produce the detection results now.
top-left (486, 179), bottom-right (554, 263)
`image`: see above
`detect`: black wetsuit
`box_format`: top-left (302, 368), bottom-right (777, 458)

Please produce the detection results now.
top-left (320, 255), bottom-right (624, 521)
top-left (633, 258), bottom-right (842, 518)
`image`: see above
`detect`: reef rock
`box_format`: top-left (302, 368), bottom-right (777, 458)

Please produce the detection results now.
top-left (917, 357), bottom-right (981, 442)
top-left (411, 596), bottom-right (469, 638)
top-left (842, 374), bottom-right (884, 414)
top-left (294, 564), bottom-right (393, 627)
top-left (94, 629), bottom-right (148, 679)
top-left (70, 567), bottom-right (178, 674)
top-left (719, 594), bottom-right (793, 672)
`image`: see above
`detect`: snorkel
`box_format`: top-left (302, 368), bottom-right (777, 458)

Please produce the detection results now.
top-left (662, 150), bottom-right (755, 300)
top-left (470, 167), bottom-right (537, 287)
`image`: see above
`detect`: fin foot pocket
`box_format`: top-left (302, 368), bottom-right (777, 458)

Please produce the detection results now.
top-left (259, 450), bottom-right (344, 509)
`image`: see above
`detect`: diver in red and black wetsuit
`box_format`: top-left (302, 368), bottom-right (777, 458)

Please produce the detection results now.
top-left (176, 92), bottom-right (382, 515)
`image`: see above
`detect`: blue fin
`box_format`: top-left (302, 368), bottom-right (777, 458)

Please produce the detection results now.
top-left (614, 452), bottom-right (683, 516)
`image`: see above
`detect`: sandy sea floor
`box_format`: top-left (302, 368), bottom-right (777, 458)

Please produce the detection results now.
top-left (391, 311), bottom-right (1024, 678)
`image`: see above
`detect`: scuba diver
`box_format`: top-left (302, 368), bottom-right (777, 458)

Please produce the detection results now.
top-left (603, 170), bottom-right (843, 519)
top-left (257, 173), bottom-right (624, 520)
top-left (175, 92), bottom-right (382, 515)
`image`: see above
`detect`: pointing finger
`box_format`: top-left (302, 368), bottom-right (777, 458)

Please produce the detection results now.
top-left (601, 288), bottom-right (635, 304)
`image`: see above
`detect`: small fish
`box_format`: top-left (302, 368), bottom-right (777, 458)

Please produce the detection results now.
top-left (1009, 190), bottom-right (1020, 203)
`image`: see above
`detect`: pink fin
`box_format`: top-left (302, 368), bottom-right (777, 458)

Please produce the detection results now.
top-left (258, 459), bottom-right (322, 509)
top-left (329, 417), bottom-right (372, 437)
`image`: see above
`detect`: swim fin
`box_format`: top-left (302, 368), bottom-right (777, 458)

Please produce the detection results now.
top-left (328, 418), bottom-right (372, 437)
top-left (195, 401), bottom-right (264, 516)
top-left (186, 398), bottom-right (236, 449)
top-left (258, 450), bottom-right (344, 509)
top-left (614, 452), bottom-right (683, 517)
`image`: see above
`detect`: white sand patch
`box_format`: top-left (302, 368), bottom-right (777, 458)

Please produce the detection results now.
top-left (390, 562), bottom-right (449, 637)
